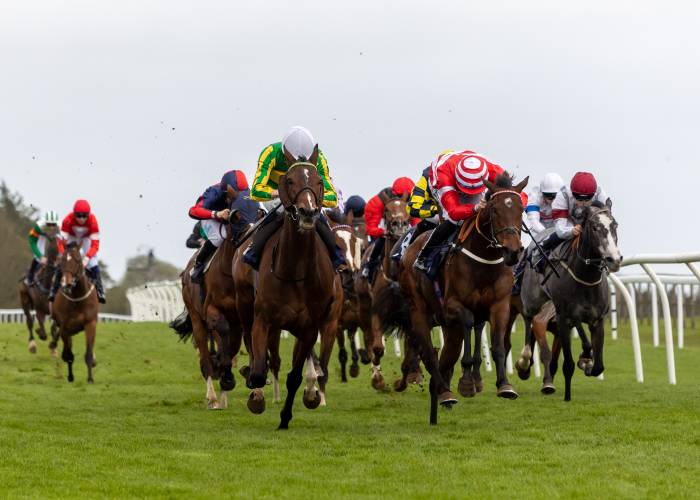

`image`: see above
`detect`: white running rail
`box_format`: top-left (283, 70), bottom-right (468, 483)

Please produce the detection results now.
top-left (126, 280), bottom-right (184, 322)
top-left (0, 309), bottom-right (131, 323)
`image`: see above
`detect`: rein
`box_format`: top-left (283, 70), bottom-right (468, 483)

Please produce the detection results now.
top-left (61, 283), bottom-right (96, 302)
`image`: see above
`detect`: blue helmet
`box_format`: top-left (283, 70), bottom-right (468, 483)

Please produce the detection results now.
top-left (344, 195), bottom-right (366, 217)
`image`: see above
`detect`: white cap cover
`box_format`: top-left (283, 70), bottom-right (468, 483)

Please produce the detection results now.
top-left (282, 126), bottom-right (316, 161)
top-left (540, 172), bottom-right (564, 194)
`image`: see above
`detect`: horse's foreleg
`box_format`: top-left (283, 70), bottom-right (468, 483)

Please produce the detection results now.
top-left (61, 334), bottom-right (75, 383)
top-left (84, 320), bottom-right (96, 383)
top-left (587, 320), bottom-right (605, 378)
top-left (575, 323), bottom-right (594, 373)
top-left (336, 328), bottom-right (348, 383)
top-left (490, 301), bottom-right (517, 399)
top-left (471, 322), bottom-right (485, 392)
top-left (348, 327), bottom-right (360, 377)
top-left (22, 298), bottom-right (36, 353)
top-left (249, 316), bottom-right (270, 389)
top-left (556, 316), bottom-right (575, 401)
top-left (35, 308), bottom-right (48, 341)
top-left (191, 314), bottom-right (218, 409)
top-left (268, 329), bottom-right (282, 403)
top-left (369, 313), bottom-right (386, 391)
top-left (318, 320), bottom-right (337, 405)
top-left (279, 334), bottom-right (317, 430)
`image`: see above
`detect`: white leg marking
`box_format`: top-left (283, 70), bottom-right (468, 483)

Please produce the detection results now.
top-left (272, 374), bottom-right (281, 403)
top-left (206, 376), bottom-right (219, 409)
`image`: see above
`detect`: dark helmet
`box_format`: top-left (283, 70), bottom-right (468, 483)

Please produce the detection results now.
top-left (344, 195), bottom-right (366, 217)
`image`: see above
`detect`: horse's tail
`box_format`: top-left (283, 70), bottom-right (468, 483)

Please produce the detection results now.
top-left (169, 309), bottom-right (193, 342)
top-left (372, 280), bottom-right (410, 337)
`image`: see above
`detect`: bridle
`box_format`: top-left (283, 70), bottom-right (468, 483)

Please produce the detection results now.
top-left (60, 250), bottom-right (93, 300)
top-left (383, 197), bottom-right (409, 239)
top-left (473, 190), bottom-right (523, 249)
top-left (571, 207), bottom-right (615, 272)
top-left (284, 162), bottom-right (321, 222)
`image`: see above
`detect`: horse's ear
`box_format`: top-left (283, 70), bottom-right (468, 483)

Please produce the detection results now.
top-left (283, 146), bottom-right (297, 167)
top-left (308, 144), bottom-right (319, 166)
top-left (278, 174), bottom-right (292, 207)
top-left (483, 178), bottom-right (496, 192)
top-left (605, 197), bottom-right (613, 210)
top-left (514, 176), bottom-right (529, 193)
top-left (401, 191), bottom-right (409, 202)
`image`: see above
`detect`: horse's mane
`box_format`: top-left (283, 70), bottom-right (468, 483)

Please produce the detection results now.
top-left (325, 208), bottom-right (346, 224)
top-left (590, 200), bottom-right (605, 209)
top-left (485, 172), bottom-right (515, 200)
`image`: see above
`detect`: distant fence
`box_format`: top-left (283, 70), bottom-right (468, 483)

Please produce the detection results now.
top-left (0, 309), bottom-right (132, 323)
top-left (126, 280), bottom-right (183, 323)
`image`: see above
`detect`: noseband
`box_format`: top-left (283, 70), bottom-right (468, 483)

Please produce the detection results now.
top-left (284, 162), bottom-right (321, 222)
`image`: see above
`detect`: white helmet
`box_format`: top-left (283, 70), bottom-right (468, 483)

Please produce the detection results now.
top-left (41, 210), bottom-right (60, 226)
top-left (282, 126), bottom-right (316, 161)
top-left (540, 173), bottom-right (564, 195)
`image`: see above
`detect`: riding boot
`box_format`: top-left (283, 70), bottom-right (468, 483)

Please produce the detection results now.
top-left (25, 259), bottom-right (41, 286)
top-left (243, 213), bottom-right (284, 271)
top-left (315, 215), bottom-right (348, 271)
top-left (48, 268), bottom-right (62, 302)
top-left (393, 220), bottom-right (436, 262)
top-left (534, 232), bottom-right (565, 273)
top-left (414, 221), bottom-right (458, 278)
top-left (361, 237), bottom-right (385, 280)
top-left (190, 240), bottom-right (217, 284)
top-left (87, 266), bottom-right (107, 304)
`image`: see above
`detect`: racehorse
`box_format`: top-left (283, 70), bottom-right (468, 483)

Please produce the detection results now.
top-left (329, 220), bottom-right (363, 381)
top-left (399, 173), bottom-right (528, 424)
top-left (243, 147), bottom-right (343, 429)
top-left (18, 237), bottom-right (59, 353)
top-left (173, 186), bottom-right (254, 409)
top-left (49, 243), bottom-right (99, 383)
top-left (518, 201), bottom-right (621, 401)
top-left (355, 194), bottom-right (412, 391)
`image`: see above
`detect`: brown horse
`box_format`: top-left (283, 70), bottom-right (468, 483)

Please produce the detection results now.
top-left (399, 174), bottom-right (528, 424)
top-left (329, 220), bottom-right (363, 381)
top-left (355, 195), bottom-right (412, 390)
top-left (18, 237), bottom-right (59, 353)
top-left (50, 243), bottom-right (99, 383)
top-left (243, 147), bottom-right (342, 429)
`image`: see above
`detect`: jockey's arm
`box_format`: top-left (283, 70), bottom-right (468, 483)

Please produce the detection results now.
top-left (408, 174), bottom-right (439, 219)
top-left (526, 206), bottom-right (546, 235)
top-left (364, 195), bottom-right (385, 238)
top-left (28, 224), bottom-right (42, 258)
top-left (551, 192), bottom-right (574, 239)
top-left (316, 151), bottom-right (338, 208)
top-left (439, 189), bottom-right (477, 221)
top-left (251, 144), bottom-right (278, 202)
top-left (85, 216), bottom-right (100, 259)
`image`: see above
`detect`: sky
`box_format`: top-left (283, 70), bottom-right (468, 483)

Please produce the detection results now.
top-left (1, 0), bottom-right (699, 279)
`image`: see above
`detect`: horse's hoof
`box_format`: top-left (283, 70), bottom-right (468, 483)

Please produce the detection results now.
top-left (393, 379), bottom-right (408, 392)
top-left (359, 349), bottom-right (371, 365)
top-left (36, 330), bottom-right (47, 341)
top-left (541, 383), bottom-right (556, 395)
top-left (239, 365), bottom-right (251, 379)
top-left (497, 385), bottom-right (518, 399)
top-left (577, 358), bottom-right (593, 371)
top-left (28, 341), bottom-right (37, 354)
top-left (247, 390), bottom-right (265, 414)
top-left (277, 422), bottom-right (289, 430)
top-left (438, 391), bottom-right (458, 408)
top-left (517, 366), bottom-right (531, 381)
top-left (406, 371), bottom-right (423, 385)
top-left (67, 374), bottom-right (74, 383)
top-left (303, 389), bottom-right (321, 410)
top-left (474, 379), bottom-right (484, 393)
top-left (349, 364), bottom-right (360, 378)
top-left (458, 376), bottom-right (476, 398)
top-left (371, 374), bottom-right (386, 391)
top-left (87, 378), bottom-right (94, 384)
top-left (207, 400), bottom-right (221, 410)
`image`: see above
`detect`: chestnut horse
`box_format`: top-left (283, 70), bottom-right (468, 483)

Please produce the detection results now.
top-left (18, 237), bottom-right (59, 353)
top-left (50, 243), bottom-right (99, 383)
top-left (355, 195), bottom-right (411, 391)
top-left (399, 174), bottom-right (528, 424)
top-left (244, 147), bottom-right (342, 429)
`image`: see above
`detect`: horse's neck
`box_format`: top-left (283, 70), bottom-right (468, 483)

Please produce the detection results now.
top-left (568, 229), bottom-right (602, 281)
top-left (382, 234), bottom-right (398, 271)
top-left (276, 216), bottom-right (319, 277)
top-left (214, 237), bottom-right (235, 275)
top-left (464, 218), bottom-right (502, 259)
top-left (72, 273), bottom-right (90, 296)
top-left (40, 266), bottom-right (54, 288)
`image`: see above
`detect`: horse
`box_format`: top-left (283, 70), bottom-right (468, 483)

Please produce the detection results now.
top-left (518, 201), bottom-right (621, 401)
top-left (243, 146), bottom-right (343, 429)
top-left (18, 237), bottom-right (59, 353)
top-left (399, 173), bottom-right (528, 424)
top-left (49, 243), bottom-right (99, 383)
top-left (329, 219), bottom-right (363, 381)
top-left (355, 194), bottom-right (411, 391)
top-left (172, 187), bottom-right (254, 410)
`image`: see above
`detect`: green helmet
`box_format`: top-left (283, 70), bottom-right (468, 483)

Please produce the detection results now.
top-left (41, 210), bottom-right (60, 226)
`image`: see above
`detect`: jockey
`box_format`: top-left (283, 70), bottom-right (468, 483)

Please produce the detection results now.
top-left (360, 177), bottom-right (415, 280)
top-left (188, 169), bottom-right (258, 283)
top-left (414, 150), bottom-right (505, 278)
top-left (533, 171), bottom-right (610, 271)
top-left (512, 173), bottom-right (564, 294)
top-left (24, 210), bottom-right (61, 286)
top-left (243, 126), bottom-right (347, 272)
top-left (50, 200), bottom-right (106, 304)
top-left (344, 195), bottom-right (366, 219)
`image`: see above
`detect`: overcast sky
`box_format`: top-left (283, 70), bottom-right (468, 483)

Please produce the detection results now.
top-left (1, 1), bottom-right (698, 279)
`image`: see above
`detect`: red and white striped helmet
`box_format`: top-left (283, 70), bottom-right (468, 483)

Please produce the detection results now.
top-left (455, 153), bottom-right (490, 195)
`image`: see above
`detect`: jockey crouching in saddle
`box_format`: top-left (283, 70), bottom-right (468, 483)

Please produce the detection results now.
top-left (242, 126), bottom-right (348, 273)
top-left (49, 200), bottom-right (106, 304)
top-left (531, 171), bottom-right (611, 274)
top-left (188, 170), bottom-right (258, 284)
top-left (24, 210), bottom-right (61, 286)
top-left (511, 172), bottom-right (564, 295)
top-left (414, 150), bottom-right (510, 278)
top-left (360, 177), bottom-right (416, 281)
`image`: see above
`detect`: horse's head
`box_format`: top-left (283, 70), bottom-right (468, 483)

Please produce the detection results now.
top-left (278, 146), bottom-right (323, 231)
top-left (60, 243), bottom-right (85, 293)
top-left (383, 194), bottom-right (410, 239)
top-left (579, 200), bottom-right (622, 272)
top-left (483, 173), bottom-right (529, 266)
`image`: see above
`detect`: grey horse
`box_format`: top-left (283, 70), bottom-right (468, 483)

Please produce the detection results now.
top-left (518, 201), bottom-right (621, 401)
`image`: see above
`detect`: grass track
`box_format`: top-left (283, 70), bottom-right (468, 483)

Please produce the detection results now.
top-left (0, 322), bottom-right (699, 499)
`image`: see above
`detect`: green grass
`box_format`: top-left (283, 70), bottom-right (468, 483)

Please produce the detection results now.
top-left (0, 321), bottom-right (699, 499)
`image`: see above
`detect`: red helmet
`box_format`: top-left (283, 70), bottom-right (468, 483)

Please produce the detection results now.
top-left (73, 199), bottom-right (91, 214)
top-left (570, 172), bottom-right (597, 197)
top-left (391, 177), bottom-right (415, 196)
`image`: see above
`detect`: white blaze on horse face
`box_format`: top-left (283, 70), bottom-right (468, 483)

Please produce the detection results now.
top-left (597, 212), bottom-right (621, 262)
top-left (354, 239), bottom-right (363, 270)
top-left (337, 230), bottom-right (356, 271)
top-left (304, 191), bottom-right (316, 211)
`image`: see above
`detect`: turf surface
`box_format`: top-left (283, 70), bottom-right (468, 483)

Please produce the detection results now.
top-left (0, 321), bottom-right (698, 499)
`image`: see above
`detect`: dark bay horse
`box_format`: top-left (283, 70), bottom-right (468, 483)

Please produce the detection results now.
top-left (244, 147), bottom-right (343, 429)
top-left (399, 174), bottom-right (528, 424)
top-left (18, 237), bottom-right (59, 353)
top-left (519, 201), bottom-right (621, 401)
top-left (355, 195), bottom-right (411, 391)
top-left (50, 243), bottom-right (99, 383)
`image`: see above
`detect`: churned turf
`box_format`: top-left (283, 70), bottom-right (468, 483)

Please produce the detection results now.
top-left (0, 321), bottom-right (698, 499)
